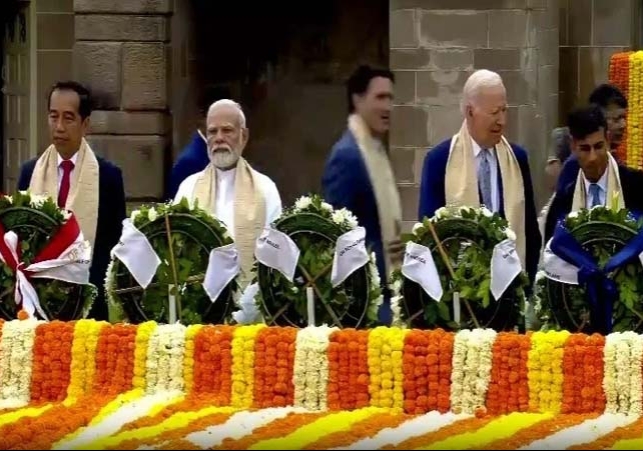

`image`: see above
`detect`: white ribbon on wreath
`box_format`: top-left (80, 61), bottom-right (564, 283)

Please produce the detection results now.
top-left (111, 218), bottom-right (240, 302)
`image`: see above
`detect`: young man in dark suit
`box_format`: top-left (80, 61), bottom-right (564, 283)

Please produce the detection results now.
top-left (544, 104), bottom-right (643, 241)
top-left (17, 81), bottom-right (126, 321)
top-left (321, 65), bottom-right (404, 325)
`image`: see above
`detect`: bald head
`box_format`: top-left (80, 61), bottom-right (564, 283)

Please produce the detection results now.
top-left (205, 99), bottom-right (249, 170)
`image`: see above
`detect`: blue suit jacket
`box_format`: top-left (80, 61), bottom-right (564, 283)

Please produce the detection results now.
top-left (166, 131), bottom-right (209, 200)
top-left (418, 138), bottom-right (541, 286)
top-left (18, 156), bottom-right (126, 321)
top-left (321, 129), bottom-right (391, 324)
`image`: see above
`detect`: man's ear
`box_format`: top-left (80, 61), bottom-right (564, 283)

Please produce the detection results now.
top-left (239, 127), bottom-right (249, 154)
top-left (81, 116), bottom-right (91, 136)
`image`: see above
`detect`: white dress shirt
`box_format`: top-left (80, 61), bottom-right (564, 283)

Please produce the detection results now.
top-left (582, 169), bottom-right (608, 209)
top-left (472, 138), bottom-right (500, 213)
top-left (174, 166), bottom-right (282, 238)
top-left (57, 152), bottom-right (79, 190)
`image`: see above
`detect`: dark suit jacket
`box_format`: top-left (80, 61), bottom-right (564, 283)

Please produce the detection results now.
top-left (418, 138), bottom-right (541, 286)
top-left (321, 129), bottom-right (392, 324)
top-left (544, 164), bottom-right (643, 242)
top-left (166, 131), bottom-right (209, 200)
top-left (18, 155), bottom-right (126, 321)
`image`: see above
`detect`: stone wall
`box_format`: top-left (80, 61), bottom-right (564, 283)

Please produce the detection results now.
top-left (559, 0), bottom-right (640, 120)
top-left (36, 0), bottom-right (75, 152)
top-left (72, 0), bottom-right (171, 201)
top-left (389, 0), bottom-right (560, 232)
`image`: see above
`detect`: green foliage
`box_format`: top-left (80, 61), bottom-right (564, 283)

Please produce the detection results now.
top-left (538, 206), bottom-right (643, 333)
top-left (106, 197), bottom-right (238, 325)
top-left (0, 190), bottom-right (96, 320)
top-left (391, 206), bottom-right (529, 332)
top-left (253, 194), bottom-right (383, 329)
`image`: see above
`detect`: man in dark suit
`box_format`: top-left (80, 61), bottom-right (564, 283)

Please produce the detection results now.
top-left (556, 84), bottom-right (628, 192)
top-left (322, 65), bottom-right (403, 325)
top-left (18, 81), bottom-right (126, 321)
top-left (544, 104), bottom-right (643, 241)
top-left (417, 69), bottom-right (540, 285)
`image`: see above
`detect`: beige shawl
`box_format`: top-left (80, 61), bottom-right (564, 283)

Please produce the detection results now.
top-left (348, 114), bottom-right (403, 275)
top-left (444, 121), bottom-right (527, 266)
top-left (192, 157), bottom-right (265, 286)
top-left (28, 138), bottom-right (99, 250)
top-left (571, 153), bottom-right (624, 212)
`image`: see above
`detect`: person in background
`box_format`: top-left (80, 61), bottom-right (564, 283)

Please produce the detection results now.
top-left (174, 99), bottom-right (282, 287)
top-left (556, 84), bottom-right (628, 192)
top-left (321, 65), bottom-right (403, 325)
top-left (544, 104), bottom-right (643, 241)
top-left (418, 69), bottom-right (540, 285)
top-left (167, 88), bottom-right (230, 200)
top-left (18, 81), bottom-right (126, 321)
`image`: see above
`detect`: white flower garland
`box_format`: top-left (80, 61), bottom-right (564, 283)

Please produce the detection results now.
top-left (145, 323), bottom-right (187, 394)
top-left (293, 325), bottom-right (337, 411)
top-left (450, 328), bottom-right (497, 414)
top-left (0, 319), bottom-right (40, 408)
top-left (603, 331), bottom-right (643, 415)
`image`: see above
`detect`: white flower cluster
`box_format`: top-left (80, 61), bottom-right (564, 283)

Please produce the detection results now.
top-left (0, 319), bottom-right (41, 409)
top-left (293, 195), bottom-right (359, 230)
top-left (292, 325), bottom-right (336, 410)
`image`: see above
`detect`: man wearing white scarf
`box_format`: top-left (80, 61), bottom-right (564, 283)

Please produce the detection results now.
top-left (174, 99), bottom-right (282, 287)
top-left (544, 104), bottom-right (643, 241)
top-left (17, 81), bottom-right (126, 321)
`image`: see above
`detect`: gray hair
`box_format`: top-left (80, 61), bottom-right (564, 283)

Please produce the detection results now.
top-left (207, 99), bottom-right (247, 128)
top-left (460, 69), bottom-right (505, 115)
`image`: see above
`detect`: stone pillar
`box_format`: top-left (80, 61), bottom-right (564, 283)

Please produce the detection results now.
top-left (72, 0), bottom-right (171, 203)
top-left (389, 0), bottom-right (559, 231)
top-left (559, 0), bottom-right (639, 121)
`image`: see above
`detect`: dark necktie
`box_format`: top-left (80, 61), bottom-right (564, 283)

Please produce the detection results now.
top-left (58, 159), bottom-right (75, 208)
top-left (589, 183), bottom-right (601, 207)
top-left (478, 149), bottom-right (492, 210)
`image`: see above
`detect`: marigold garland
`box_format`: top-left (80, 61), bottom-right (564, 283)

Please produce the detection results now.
top-left (486, 332), bottom-right (530, 415)
top-left (254, 326), bottom-right (297, 408)
top-left (368, 327), bottom-right (408, 411)
top-left (562, 334), bottom-right (606, 414)
top-left (327, 328), bottom-right (370, 410)
top-left (93, 324), bottom-right (138, 395)
top-left (385, 416), bottom-right (487, 450)
top-left (230, 324), bottom-right (265, 408)
top-left (30, 321), bottom-right (75, 404)
top-left (191, 325), bottom-right (234, 403)
top-left (182, 324), bottom-right (203, 394)
top-left (527, 330), bottom-right (569, 413)
top-left (67, 319), bottom-right (106, 399)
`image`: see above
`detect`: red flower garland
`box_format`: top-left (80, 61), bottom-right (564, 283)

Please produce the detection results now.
top-left (253, 326), bottom-right (297, 407)
top-left (30, 320), bottom-right (75, 404)
top-left (327, 329), bottom-right (370, 410)
top-left (562, 333), bottom-right (606, 414)
top-left (486, 332), bottom-right (530, 414)
top-left (93, 324), bottom-right (137, 395)
top-left (191, 325), bottom-right (234, 404)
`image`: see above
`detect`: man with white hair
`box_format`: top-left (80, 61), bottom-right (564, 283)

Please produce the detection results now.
top-left (174, 99), bottom-right (282, 283)
top-left (417, 69), bottom-right (540, 284)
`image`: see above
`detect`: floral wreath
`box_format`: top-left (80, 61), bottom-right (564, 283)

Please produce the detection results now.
top-left (0, 190), bottom-right (97, 320)
top-left (535, 206), bottom-right (643, 333)
top-left (106, 198), bottom-right (240, 325)
top-left (390, 205), bottom-right (529, 331)
top-left (250, 194), bottom-right (388, 328)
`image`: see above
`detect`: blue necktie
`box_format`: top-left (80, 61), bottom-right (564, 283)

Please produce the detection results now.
top-left (589, 183), bottom-right (602, 207)
top-left (479, 149), bottom-right (492, 210)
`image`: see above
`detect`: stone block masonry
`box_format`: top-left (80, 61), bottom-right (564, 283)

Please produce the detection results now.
top-left (72, 0), bottom-right (172, 201)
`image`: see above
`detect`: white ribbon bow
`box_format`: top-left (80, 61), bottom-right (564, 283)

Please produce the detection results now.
top-left (254, 227), bottom-right (301, 282)
top-left (401, 242), bottom-right (444, 302)
top-left (331, 227), bottom-right (369, 287)
top-left (203, 243), bottom-right (240, 302)
top-left (0, 231), bottom-right (91, 320)
top-left (111, 219), bottom-right (161, 288)
top-left (490, 239), bottom-right (523, 300)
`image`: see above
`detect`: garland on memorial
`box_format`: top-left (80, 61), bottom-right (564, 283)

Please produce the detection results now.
top-left (390, 206), bottom-right (529, 331)
top-left (106, 198), bottom-right (239, 325)
top-left (536, 206), bottom-right (643, 333)
top-left (251, 194), bottom-right (390, 328)
top-left (0, 191), bottom-right (96, 320)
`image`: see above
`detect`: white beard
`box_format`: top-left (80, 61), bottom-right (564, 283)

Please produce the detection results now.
top-left (211, 148), bottom-right (239, 169)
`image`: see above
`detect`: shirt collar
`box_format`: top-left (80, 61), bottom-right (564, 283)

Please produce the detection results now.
top-left (582, 167), bottom-right (608, 196)
top-left (57, 151), bottom-right (79, 168)
top-left (471, 138), bottom-right (494, 157)
top-left (216, 167), bottom-right (236, 183)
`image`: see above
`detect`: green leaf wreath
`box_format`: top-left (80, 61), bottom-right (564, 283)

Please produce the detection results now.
top-left (535, 206), bottom-right (643, 333)
top-left (390, 206), bottom-right (529, 331)
top-left (106, 198), bottom-right (239, 325)
top-left (0, 191), bottom-right (97, 320)
top-left (250, 194), bottom-right (387, 328)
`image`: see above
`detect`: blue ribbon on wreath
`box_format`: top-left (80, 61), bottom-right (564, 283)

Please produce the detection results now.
top-left (550, 222), bottom-right (643, 334)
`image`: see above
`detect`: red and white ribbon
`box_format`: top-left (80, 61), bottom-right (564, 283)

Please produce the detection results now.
top-left (0, 214), bottom-right (91, 319)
